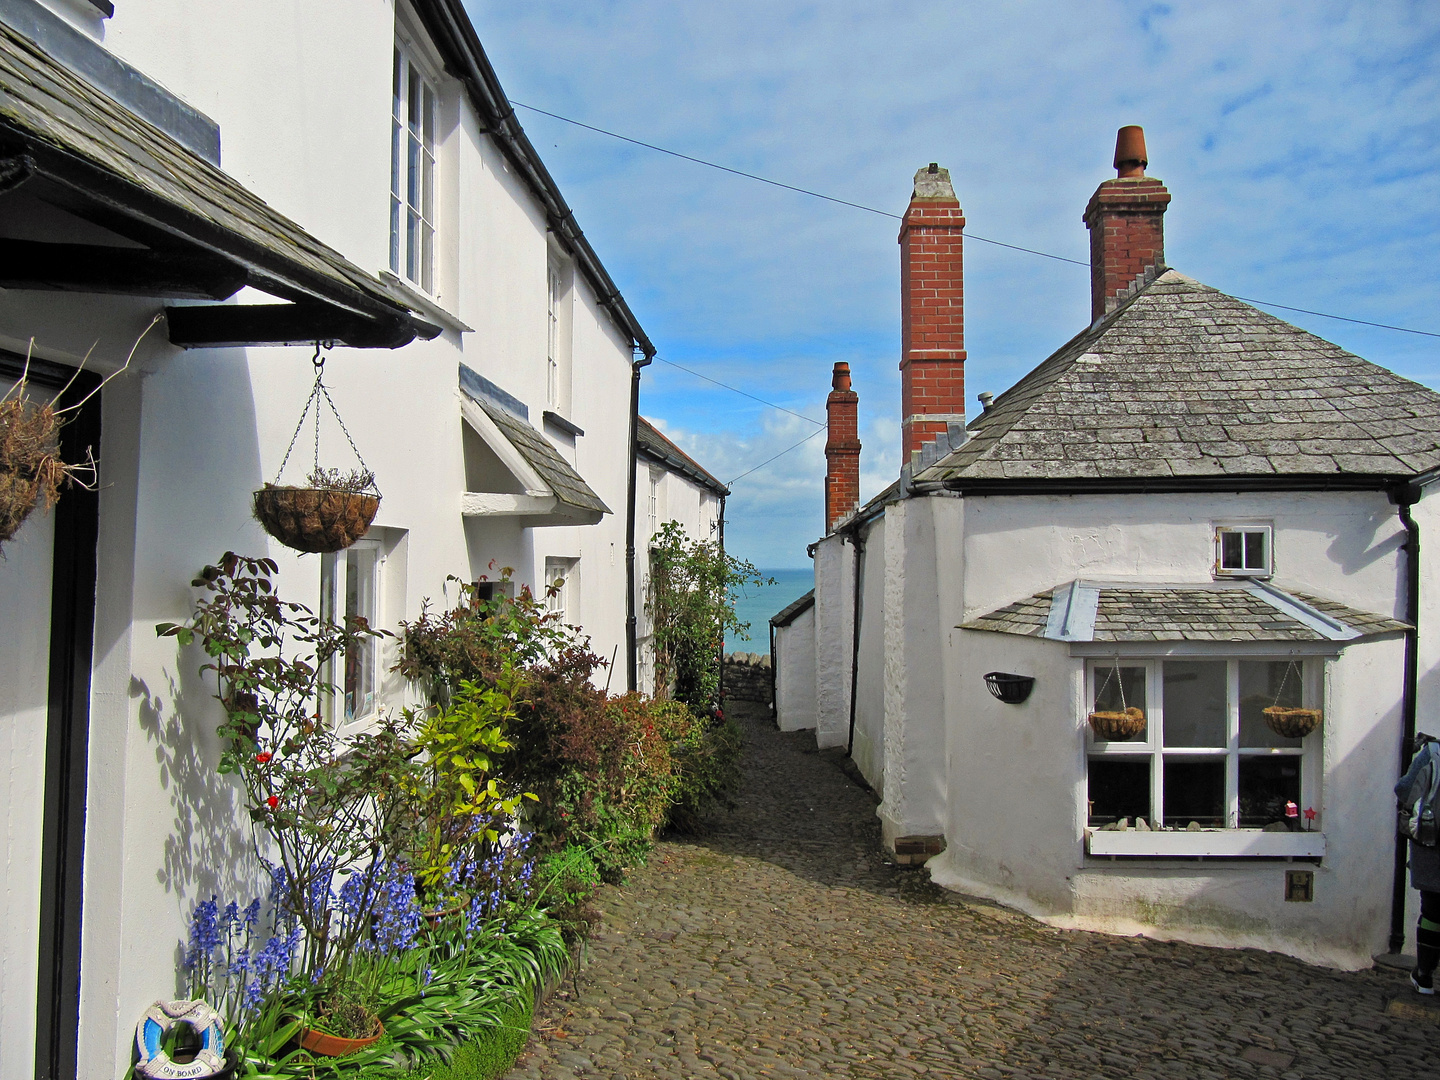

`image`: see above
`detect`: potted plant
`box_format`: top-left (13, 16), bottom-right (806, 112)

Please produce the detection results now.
top-left (253, 466), bottom-right (381, 554)
top-left (0, 372), bottom-right (66, 547)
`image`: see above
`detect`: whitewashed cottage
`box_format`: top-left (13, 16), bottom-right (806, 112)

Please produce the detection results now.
top-left (0, 1), bottom-right (698, 1075)
top-left (776, 127), bottom-right (1440, 969)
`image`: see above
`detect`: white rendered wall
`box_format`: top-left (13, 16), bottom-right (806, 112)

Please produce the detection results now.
top-left (812, 532), bottom-right (855, 749)
top-left (923, 488), bottom-right (1415, 968)
top-left (774, 605), bottom-right (817, 732)
top-left (0, 412), bottom-right (54, 1078)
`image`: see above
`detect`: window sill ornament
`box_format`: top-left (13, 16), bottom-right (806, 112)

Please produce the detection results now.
top-left (134, 999), bottom-right (233, 1079)
top-left (253, 345), bottom-right (381, 554)
top-left (983, 671), bottom-right (1035, 704)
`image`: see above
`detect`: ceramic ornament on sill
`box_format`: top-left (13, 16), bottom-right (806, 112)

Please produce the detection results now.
top-left (253, 345), bottom-right (381, 554)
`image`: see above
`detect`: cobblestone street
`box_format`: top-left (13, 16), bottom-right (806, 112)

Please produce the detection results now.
top-left (507, 702), bottom-right (1435, 1079)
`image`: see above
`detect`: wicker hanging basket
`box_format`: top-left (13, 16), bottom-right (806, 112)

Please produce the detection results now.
top-left (1263, 706), bottom-right (1321, 739)
top-left (255, 349), bottom-right (380, 555)
top-left (253, 484), bottom-right (379, 554)
top-left (0, 394), bottom-right (63, 548)
top-left (1088, 707), bottom-right (1146, 741)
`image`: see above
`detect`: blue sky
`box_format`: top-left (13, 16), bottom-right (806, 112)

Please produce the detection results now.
top-left (465, 0), bottom-right (1440, 569)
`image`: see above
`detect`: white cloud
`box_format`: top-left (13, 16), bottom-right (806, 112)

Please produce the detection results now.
top-left (467, 0), bottom-right (1440, 565)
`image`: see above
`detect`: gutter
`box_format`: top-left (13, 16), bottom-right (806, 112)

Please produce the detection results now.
top-left (941, 473), bottom-right (1399, 498)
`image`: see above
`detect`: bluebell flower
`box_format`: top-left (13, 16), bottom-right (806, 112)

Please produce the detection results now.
top-left (373, 865), bottom-right (421, 955)
top-left (243, 898), bottom-right (261, 931)
top-left (186, 897), bottom-right (220, 970)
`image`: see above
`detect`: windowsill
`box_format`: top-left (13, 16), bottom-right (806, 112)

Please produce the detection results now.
top-left (378, 270), bottom-right (473, 333)
top-left (1086, 828), bottom-right (1325, 858)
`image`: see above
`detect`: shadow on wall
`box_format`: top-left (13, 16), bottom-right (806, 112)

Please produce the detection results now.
top-left (132, 671), bottom-right (258, 995)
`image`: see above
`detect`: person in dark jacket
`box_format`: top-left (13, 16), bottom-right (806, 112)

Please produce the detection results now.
top-left (1396, 734), bottom-right (1440, 994)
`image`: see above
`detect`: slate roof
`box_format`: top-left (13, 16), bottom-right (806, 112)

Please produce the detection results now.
top-left (924, 270), bottom-right (1440, 484)
top-left (961, 580), bottom-right (1407, 643)
top-left (0, 19), bottom-right (428, 331)
top-left (771, 589), bottom-right (815, 628)
top-left (469, 394), bottom-right (611, 517)
top-left (637, 417), bottom-right (729, 497)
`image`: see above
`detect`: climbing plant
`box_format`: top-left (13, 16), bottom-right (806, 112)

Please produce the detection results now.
top-left (645, 520), bottom-right (770, 711)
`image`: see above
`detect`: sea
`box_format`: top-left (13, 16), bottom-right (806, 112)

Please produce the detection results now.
top-left (726, 568), bottom-right (814, 653)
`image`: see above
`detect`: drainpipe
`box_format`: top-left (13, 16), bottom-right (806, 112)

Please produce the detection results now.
top-left (769, 620), bottom-right (777, 722)
top-left (717, 493), bottom-right (727, 711)
top-left (846, 528), bottom-right (866, 756)
top-left (624, 351), bottom-right (652, 694)
top-left (1390, 482), bottom-right (1423, 954)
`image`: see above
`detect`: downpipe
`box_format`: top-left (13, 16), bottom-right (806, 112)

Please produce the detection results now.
top-left (624, 354), bottom-right (649, 693)
top-left (1389, 483), bottom-right (1422, 955)
top-left (846, 528), bottom-right (866, 757)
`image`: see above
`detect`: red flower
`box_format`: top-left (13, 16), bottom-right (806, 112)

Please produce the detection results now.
top-left (266, 795), bottom-right (279, 809)
top-left (255, 752), bottom-right (272, 764)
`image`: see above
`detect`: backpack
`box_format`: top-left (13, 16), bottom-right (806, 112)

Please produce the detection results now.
top-left (1398, 742), bottom-right (1440, 846)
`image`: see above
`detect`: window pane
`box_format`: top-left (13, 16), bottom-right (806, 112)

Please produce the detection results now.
top-left (1088, 758), bottom-right (1150, 826)
top-left (408, 66), bottom-right (421, 131)
top-left (389, 198), bottom-right (400, 274)
top-left (1220, 530), bottom-right (1243, 568)
top-left (406, 210), bottom-right (418, 282)
top-left (420, 222), bottom-right (433, 294)
top-left (408, 133), bottom-right (420, 209)
top-left (1162, 660), bottom-right (1227, 747)
top-left (423, 84), bottom-right (435, 148)
top-left (1093, 665), bottom-right (1146, 714)
top-left (390, 119), bottom-right (402, 197)
top-left (1163, 760), bottom-right (1225, 827)
top-left (343, 548), bottom-right (376, 721)
top-left (1244, 530), bottom-right (1265, 569)
top-left (1239, 660), bottom-right (1303, 748)
top-left (392, 49), bottom-right (401, 109)
top-left (1239, 757), bottom-right (1301, 828)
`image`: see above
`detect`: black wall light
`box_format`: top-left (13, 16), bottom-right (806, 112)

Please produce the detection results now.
top-left (984, 671), bottom-right (1035, 704)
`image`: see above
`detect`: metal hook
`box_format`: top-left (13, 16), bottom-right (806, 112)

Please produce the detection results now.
top-left (311, 341), bottom-right (326, 374)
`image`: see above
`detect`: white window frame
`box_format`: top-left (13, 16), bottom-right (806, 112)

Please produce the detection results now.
top-left (647, 468), bottom-right (661, 541)
top-left (546, 260), bottom-right (563, 409)
top-left (544, 557), bottom-right (578, 626)
top-left (1086, 656), bottom-right (1319, 834)
top-left (1214, 524), bottom-right (1272, 578)
top-left (390, 41), bottom-right (438, 293)
top-left (320, 539), bottom-right (385, 728)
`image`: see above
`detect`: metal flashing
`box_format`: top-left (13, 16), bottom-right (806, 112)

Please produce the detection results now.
top-left (459, 363), bottom-right (528, 421)
top-left (1248, 580), bottom-right (1360, 642)
top-left (1044, 581), bottom-right (1099, 641)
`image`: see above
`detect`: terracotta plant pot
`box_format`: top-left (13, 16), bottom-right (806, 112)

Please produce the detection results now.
top-left (1263, 706), bottom-right (1321, 739)
top-left (1088, 707), bottom-right (1146, 741)
top-left (298, 1017), bottom-right (384, 1057)
top-left (252, 485), bottom-right (379, 554)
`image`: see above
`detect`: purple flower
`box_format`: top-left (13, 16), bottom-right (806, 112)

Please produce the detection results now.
top-left (243, 898), bottom-right (261, 931)
top-left (373, 865), bottom-right (421, 956)
top-left (186, 898), bottom-right (220, 970)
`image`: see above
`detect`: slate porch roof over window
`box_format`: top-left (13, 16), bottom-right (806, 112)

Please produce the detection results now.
top-left (462, 388), bottom-right (611, 518)
top-left (0, 20), bottom-right (436, 345)
top-left (923, 270), bottom-right (1440, 484)
top-left (961, 579), bottom-right (1408, 643)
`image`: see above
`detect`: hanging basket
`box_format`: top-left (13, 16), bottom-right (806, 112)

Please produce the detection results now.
top-left (0, 393), bottom-right (64, 547)
top-left (1263, 706), bottom-right (1321, 739)
top-left (253, 483), bottom-right (379, 554)
top-left (256, 348), bottom-right (381, 554)
top-left (1089, 707), bottom-right (1146, 741)
top-left (984, 671), bottom-right (1036, 704)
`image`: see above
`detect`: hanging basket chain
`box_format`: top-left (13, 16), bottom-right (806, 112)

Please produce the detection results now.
top-left (1270, 658), bottom-right (1301, 709)
top-left (270, 345), bottom-right (375, 489)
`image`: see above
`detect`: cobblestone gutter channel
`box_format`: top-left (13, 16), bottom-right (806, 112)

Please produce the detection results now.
top-left (507, 702), bottom-right (1435, 1079)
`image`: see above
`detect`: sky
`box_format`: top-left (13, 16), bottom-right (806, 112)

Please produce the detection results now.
top-left (464, 0), bottom-right (1440, 569)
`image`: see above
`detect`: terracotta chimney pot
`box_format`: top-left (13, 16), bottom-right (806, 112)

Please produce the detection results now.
top-left (1113, 125), bottom-right (1148, 177)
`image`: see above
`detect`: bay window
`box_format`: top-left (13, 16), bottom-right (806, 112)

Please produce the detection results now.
top-left (1087, 657), bottom-right (1316, 831)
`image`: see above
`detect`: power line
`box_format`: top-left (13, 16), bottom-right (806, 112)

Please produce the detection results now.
top-left (728, 425), bottom-right (828, 486)
top-left (653, 355), bottom-right (823, 425)
top-left (511, 99), bottom-right (1438, 338)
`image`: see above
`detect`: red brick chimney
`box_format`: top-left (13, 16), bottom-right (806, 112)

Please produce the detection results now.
top-left (899, 163), bottom-right (966, 467)
top-left (1084, 125), bottom-right (1171, 321)
top-left (824, 361), bottom-right (860, 530)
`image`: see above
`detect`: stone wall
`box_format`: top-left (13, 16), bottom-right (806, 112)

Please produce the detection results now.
top-left (723, 651), bottom-right (773, 706)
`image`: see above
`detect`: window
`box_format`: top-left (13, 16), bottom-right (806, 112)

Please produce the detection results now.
top-left (544, 557), bottom-right (577, 625)
top-left (647, 469), bottom-right (661, 540)
top-left (546, 261), bottom-right (562, 408)
top-left (1087, 658), bottom-right (1313, 831)
top-left (321, 541), bottom-right (383, 725)
top-left (391, 45), bottom-right (437, 293)
top-left (1215, 525), bottom-right (1271, 578)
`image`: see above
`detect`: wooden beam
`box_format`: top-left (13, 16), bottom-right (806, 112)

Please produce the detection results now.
top-left (165, 302), bottom-right (415, 349)
top-left (0, 239), bottom-right (245, 299)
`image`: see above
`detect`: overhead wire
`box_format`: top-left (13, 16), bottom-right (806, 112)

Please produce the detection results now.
top-left (652, 355), bottom-right (823, 426)
top-left (511, 98), bottom-right (1439, 338)
top-left (727, 425), bottom-right (828, 487)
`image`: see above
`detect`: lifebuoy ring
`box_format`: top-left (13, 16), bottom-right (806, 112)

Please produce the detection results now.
top-left (134, 999), bottom-right (228, 1079)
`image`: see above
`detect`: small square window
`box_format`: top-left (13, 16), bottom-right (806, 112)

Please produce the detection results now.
top-left (1215, 525), bottom-right (1271, 577)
